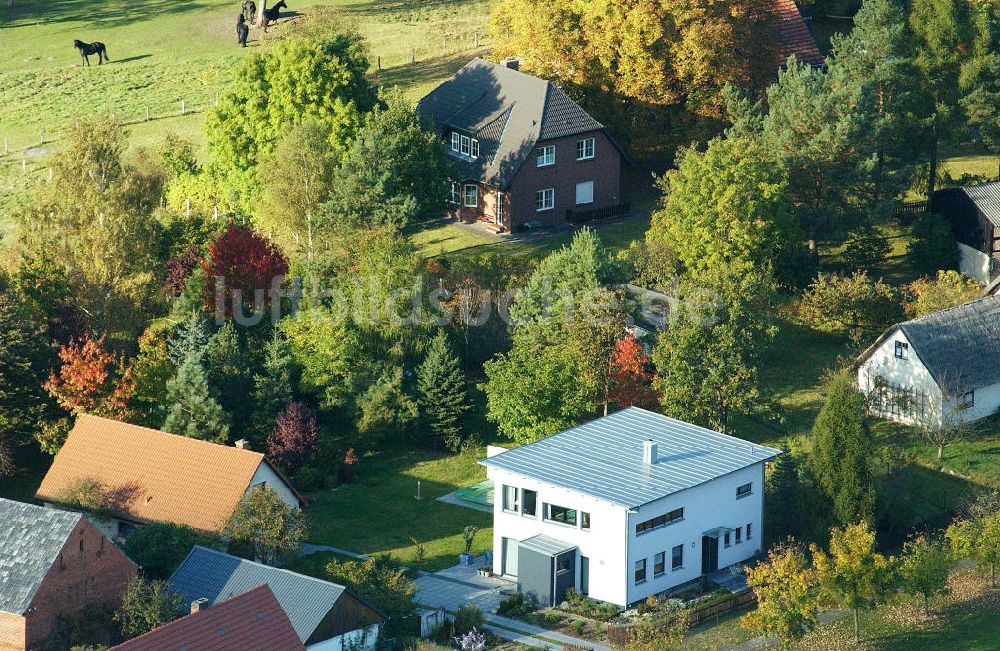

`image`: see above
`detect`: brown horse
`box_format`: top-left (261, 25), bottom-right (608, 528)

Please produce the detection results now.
top-left (260, 0), bottom-right (286, 32)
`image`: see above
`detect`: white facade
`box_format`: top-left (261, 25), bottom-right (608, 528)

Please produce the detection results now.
top-left (958, 242), bottom-right (993, 285)
top-left (486, 462), bottom-right (767, 607)
top-left (858, 328), bottom-right (1000, 426)
top-left (249, 461), bottom-right (300, 509)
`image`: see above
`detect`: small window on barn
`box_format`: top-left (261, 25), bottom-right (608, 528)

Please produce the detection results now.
top-left (959, 390), bottom-right (975, 410)
top-left (894, 341), bottom-right (908, 359)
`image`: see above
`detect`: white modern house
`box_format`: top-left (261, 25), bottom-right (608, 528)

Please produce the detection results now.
top-left (857, 296), bottom-right (1000, 427)
top-left (480, 407), bottom-right (781, 608)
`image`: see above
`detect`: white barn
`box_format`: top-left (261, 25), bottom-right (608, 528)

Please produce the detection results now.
top-left (857, 296), bottom-right (1000, 427)
top-left (480, 408), bottom-right (780, 608)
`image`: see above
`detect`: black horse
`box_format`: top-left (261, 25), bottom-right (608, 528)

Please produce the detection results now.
top-left (237, 14), bottom-right (249, 47)
top-left (242, 0), bottom-right (257, 25)
top-left (260, 0), bottom-right (286, 32)
top-left (73, 39), bottom-right (109, 66)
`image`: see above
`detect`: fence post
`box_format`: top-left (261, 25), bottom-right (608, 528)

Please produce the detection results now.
top-left (22, 159), bottom-right (26, 174)
top-left (39, 129), bottom-right (43, 145)
top-left (377, 55), bottom-right (381, 71)
top-left (146, 107), bottom-right (150, 122)
top-left (474, 31), bottom-right (479, 48)
top-left (3, 137), bottom-right (7, 155)
top-left (411, 48), bottom-right (415, 64)
top-left (185, 198), bottom-right (191, 218)
top-left (213, 205), bottom-right (219, 221)
top-left (181, 99), bottom-right (186, 115)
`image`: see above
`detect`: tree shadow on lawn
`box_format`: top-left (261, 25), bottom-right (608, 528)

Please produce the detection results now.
top-left (373, 49), bottom-right (482, 90)
top-left (305, 448), bottom-right (492, 571)
top-left (871, 591), bottom-right (1000, 650)
top-left (4, 0), bottom-right (217, 30)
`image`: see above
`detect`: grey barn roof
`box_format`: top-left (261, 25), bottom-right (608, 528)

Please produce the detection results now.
top-left (168, 546), bottom-right (353, 644)
top-left (480, 408), bottom-right (780, 508)
top-left (885, 296), bottom-right (1000, 393)
top-left (417, 58), bottom-right (605, 190)
top-left (0, 499), bottom-right (82, 615)
top-left (963, 181), bottom-right (1000, 228)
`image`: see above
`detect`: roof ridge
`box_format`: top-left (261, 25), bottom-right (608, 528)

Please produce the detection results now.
top-left (74, 413), bottom-right (264, 461)
top-left (188, 545), bottom-right (350, 591)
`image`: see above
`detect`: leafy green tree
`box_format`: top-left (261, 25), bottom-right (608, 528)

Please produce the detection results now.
top-left (654, 271), bottom-right (778, 435)
top-left (15, 119), bottom-right (162, 338)
top-left (224, 485), bottom-right (307, 565)
top-left (256, 118), bottom-right (336, 260)
top-left (842, 226), bottom-right (891, 273)
top-left (905, 270), bottom-right (979, 319)
top-left (325, 555), bottom-right (417, 637)
top-left (158, 133), bottom-right (200, 179)
top-left (742, 542), bottom-right (820, 647)
top-left (907, 212), bottom-right (959, 276)
top-left (765, 448), bottom-right (820, 543)
top-left (323, 91), bottom-right (449, 228)
top-left (799, 272), bottom-right (903, 344)
top-left (130, 327), bottom-right (175, 428)
top-left (417, 330), bottom-right (468, 450)
top-left (811, 522), bottom-right (896, 644)
top-left (122, 522), bottom-right (209, 581)
top-left (647, 137), bottom-right (802, 282)
top-left (205, 34), bottom-right (376, 174)
top-left (356, 366), bottom-right (419, 439)
top-left (114, 576), bottom-right (182, 639)
top-left (899, 534), bottom-right (952, 614)
top-left (282, 308), bottom-right (362, 410)
top-left (810, 373), bottom-right (877, 526)
top-left (482, 340), bottom-right (594, 444)
top-left (946, 506), bottom-right (1000, 588)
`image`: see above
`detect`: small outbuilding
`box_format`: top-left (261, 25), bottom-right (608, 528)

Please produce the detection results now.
top-left (930, 180), bottom-right (1000, 283)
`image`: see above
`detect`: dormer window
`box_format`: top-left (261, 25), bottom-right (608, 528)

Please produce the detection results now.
top-left (894, 341), bottom-right (908, 360)
top-left (450, 132), bottom-right (479, 160)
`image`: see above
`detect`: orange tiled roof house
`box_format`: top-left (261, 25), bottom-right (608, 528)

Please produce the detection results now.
top-left (35, 415), bottom-right (304, 539)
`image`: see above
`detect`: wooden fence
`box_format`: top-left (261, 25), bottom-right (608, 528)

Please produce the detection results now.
top-left (605, 589), bottom-right (757, 644)
top-left (894, 199), bottom-right (928, 221)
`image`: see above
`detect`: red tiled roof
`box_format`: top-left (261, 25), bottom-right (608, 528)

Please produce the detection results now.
top-left (111, 584), bottom-right (304, 651)
top-left (774, 0), bottom-right (824, 67)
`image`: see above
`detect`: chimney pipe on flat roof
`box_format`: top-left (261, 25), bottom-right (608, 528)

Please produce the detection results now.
top-left (235, 439), bottom-right (250, 450)
top-left (502, 58), bottom-right (520, 71)
top-left (643, 439), bottom-right (658, 465)
top-left (190, 597), bottom-right (209, 614)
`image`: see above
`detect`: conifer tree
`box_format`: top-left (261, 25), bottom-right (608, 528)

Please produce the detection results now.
top-left (163, 322), bottom-right (229, 443)
top-left (810, 372), bottom-right (877, 526)
top-left (251, 332), bottom-right (295, 449)
top-left (417, 330), bottom-right (468, 451)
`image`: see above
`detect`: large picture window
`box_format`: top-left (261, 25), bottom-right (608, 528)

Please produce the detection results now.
top-left (544, 503), bottom-right (577, 526)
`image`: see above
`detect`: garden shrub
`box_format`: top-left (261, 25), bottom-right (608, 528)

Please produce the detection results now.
top-left (498, 593), bottom-right (534, 617)
top-left (454, 605), bottom-right (485, 635)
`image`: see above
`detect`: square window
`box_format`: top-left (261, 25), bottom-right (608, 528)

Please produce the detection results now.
top-left (523, 489), bottom-right (537, 516)
top-left (634, 559), bottom-right (646, 584)
top-left (575, 181), bottom-right (594, 205)
top-left (671, 544), bottom-right (683, 570)
top-left (537, 145), bottom-right (555, 167)
top-left (451, 132), bottom-right (461, 152)
top-left (581, 512), bottom-right (591, 530)
top-left (536, 188), bottom-right (554, 211)
top-left (895, 341), bottom-right (909, 359)
top-left (502, 485), bottom-right (519, 512)
top-left (736, 483), bottom-right (752, 499)
top-left (735, 527), bottom-right (742, 544)
top-left (653, 552), bottom-right (665, 576)
top-left (576, 138), bottom-right (595, 160)
top-left (463, 184), bottom-right (478, 207)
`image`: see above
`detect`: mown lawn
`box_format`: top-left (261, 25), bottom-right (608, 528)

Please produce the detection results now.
top-left (304, 447), bottom-right (492, 571)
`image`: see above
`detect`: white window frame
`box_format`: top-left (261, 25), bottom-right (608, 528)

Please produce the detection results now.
top-left (894, 341), bottom-right (909, 359)
top-left (736, 482), bottom-right (752, 499)
top-left (653, 551), bottom-right (665, 577)
top-left (576, 137), bottom-right (595, 160)
top-left (451, 132), bottom-right (461, 152)
top-left (537, 145), bottom-right (555, 167)
top-left (536, 188), bottom-right (554, 212)
top-left (502, 485), bottom-right (520, 513)
top-left (448, 181), bottom-right (461, 205)
top-left (634, 559), bottom-right (646, 584)
top-left (463, 184), bottom-right (478, 207)
top-left (470, 138), bottom-right (479, 159)
top-left (460, 135), bottom-right (471, 157)
top-left (671, 544), bottom-right (683, 570)
top-left (575, 180), bottom-right (594, 205)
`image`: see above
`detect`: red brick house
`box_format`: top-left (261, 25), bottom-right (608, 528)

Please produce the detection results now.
top-left (111, 585), bottom-right (304, 651)
top-left (0, 499), bottom-right (137, 651)
top-left (417, 58), bottom-right (625, 232)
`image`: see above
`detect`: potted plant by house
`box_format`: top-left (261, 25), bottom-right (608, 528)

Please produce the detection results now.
top-left (460, 525), bottom-right (479, 566)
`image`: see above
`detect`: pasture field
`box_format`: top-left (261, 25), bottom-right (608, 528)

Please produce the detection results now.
top-left (0, 0), bottom-right (494, 243)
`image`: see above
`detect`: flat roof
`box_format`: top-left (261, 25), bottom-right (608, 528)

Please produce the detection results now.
top-left (519, 534), bottom-right (577, 557)
top-left (480, 407), bottom-right (780, 508)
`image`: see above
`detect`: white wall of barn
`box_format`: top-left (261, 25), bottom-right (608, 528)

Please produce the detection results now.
top-left (248, 462), bottom-right (300, 509)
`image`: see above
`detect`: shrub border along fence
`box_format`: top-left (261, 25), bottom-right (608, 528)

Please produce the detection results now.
top-left (604, 589), bottom-right (757, 645)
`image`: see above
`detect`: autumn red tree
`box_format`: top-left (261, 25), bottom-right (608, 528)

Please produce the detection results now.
top-left (266, 402), bottom-right (320, 473)
top-left (165, 245), bottom-right (203, 296)
top-left (202, 224), bottom-right (289, 316)
top-left (608, 333), bottom-right (657, 409)
top-left (44, 333), bottom-right (134, 418)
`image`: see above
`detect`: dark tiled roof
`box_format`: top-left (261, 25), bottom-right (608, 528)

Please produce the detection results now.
top-left (775, 0), bottom-right (824, 67)
top-left (0, 499), bottom-right (81, 615)
top-left (168, 547), bottom-right (381, 645)
top-left (417, 58), bottom-right (606, 189)
top-left (895, 296), bottom-right (1000, 393)
top-left (963, 181), bottom-right (1000, 227)
top-left (111, 584), bottom-right (304, 651)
